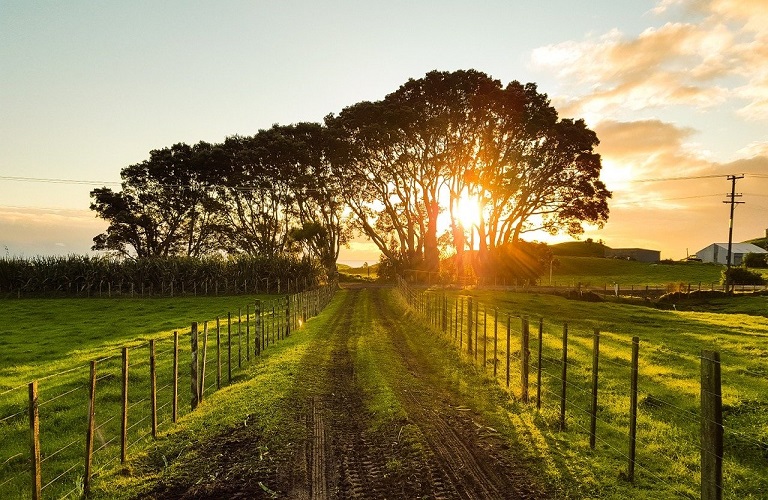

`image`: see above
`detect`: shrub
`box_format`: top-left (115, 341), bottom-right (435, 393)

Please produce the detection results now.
top-left (743, 253), bottom-right (768, 268)
top-left (722, 267), bottom-right (766, 286)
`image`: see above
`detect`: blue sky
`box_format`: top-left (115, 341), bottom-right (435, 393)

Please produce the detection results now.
top-left (1, 1), bottom-right (767, 260)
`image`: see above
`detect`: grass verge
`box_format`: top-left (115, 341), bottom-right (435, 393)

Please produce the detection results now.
top-left (0, 294), bottom-right (289, 499)
top-left (413, 286), bottom-right (768, 498)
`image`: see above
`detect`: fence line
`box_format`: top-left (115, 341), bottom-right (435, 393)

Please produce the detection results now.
top-left (396, 277), bottom-right (764, 499)
top-left (0, 282), bottom-right (336, 498)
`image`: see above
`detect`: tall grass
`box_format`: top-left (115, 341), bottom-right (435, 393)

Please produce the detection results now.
top-left (0, 255), bottom-right (322, 297)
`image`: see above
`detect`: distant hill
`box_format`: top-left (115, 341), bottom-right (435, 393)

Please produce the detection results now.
top-left (744, 237), bottom-right (768, 251)
top-left (550, 239), bottom-right (609, 257)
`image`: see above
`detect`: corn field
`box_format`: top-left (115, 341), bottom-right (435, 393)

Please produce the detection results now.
top-left (0, 255), bottom-right (322, 297)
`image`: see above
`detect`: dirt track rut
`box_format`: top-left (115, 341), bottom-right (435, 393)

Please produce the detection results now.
top-left (134, 287), bottom-right (545, 499)
top-left (288, 287), bottom-right (543, 499)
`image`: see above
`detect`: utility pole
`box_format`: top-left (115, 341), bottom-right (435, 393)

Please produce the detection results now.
top-left (723, 174), bottom-right (744, 293)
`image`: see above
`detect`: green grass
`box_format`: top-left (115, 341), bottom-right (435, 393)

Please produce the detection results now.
top-left (552, 256), bottom-right (725, 287)
top-left (0, 293), bottom-right (295, 499)
top-left (6, 283), bottom-right (768, 498)
top-left (417, 286), bottom-right (768, 498)
top-left (90, 300), bottom-right (328, 498)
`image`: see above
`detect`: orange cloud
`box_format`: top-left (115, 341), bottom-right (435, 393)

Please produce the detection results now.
top-left (532, 1), bottom-right (768, 122)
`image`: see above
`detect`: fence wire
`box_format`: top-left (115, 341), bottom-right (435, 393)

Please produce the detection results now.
top-left (398, 278), bottom-right (767, 498)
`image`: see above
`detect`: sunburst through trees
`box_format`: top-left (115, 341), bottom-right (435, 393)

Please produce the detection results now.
top-left (90, 70), bottom-right (610, 282)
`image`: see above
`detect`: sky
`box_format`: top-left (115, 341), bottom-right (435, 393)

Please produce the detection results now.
top-left (1, 0), bottom-right (767, 262)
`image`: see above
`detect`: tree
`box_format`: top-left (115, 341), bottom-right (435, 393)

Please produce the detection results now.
top-left (743, 252), bottom-right (768, 268)
top-left (213, 133), bottom-right (295, 258)
top-left (328, 70), bottom-right (610, 278)
top-left (90, 142), bottom-right (224, 258)
top-left (327, 100), bottom-right (428, 273)
top-left (279, 123), bottom-right (351, 276)
top-left (212, 124), bottom-right (349, 275)
top-left (384, 70), bottom-right (502, 273)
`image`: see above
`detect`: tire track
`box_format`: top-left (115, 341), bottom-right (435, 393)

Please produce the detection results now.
top-left (370, 287), bottom-right (541, 499)
top-left (290, 288), bottom-right (397, 499)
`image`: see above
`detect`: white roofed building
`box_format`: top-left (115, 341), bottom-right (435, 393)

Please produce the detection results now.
top-left (695, 243), bottom-right (768, 265)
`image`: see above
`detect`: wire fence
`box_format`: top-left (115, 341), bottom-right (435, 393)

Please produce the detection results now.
top-left (0, 282), bottom-right (336, 499)
top-left (402, 268), bottom-right (768, 299)
top-left (397, 277), bottom-right (768, 499)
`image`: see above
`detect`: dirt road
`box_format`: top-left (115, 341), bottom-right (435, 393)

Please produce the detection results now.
top-left (137, 287), bottom-right (546, 499)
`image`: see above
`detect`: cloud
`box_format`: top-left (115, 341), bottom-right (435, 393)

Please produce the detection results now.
top-left (594, 119), bottom-right (713, 198)
top-left (583, 117), bottom-right (768, 257)
top-left (737, 140), bottom-right (768, 158)
top-left (531, 1), bottom-right (768, 122)
top-left (0, 207), bottom-right (104, 256)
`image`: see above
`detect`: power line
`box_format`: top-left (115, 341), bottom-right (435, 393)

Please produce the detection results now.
top-left (0, 174), bottom-right (328, 193)
top-left (0, 175), bottom-right (121, 186)
top-left (0, 204), bottom-right (92, 213)
top-left (610, 193), bottom-right (721, 207)
top-left (630, 174), bottom-right (729, 183)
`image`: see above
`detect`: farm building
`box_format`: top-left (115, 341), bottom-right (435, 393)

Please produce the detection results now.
top-left (604, 248), bottom-right (661, 263)
top-left (695, 242), bottom-right (768, 265)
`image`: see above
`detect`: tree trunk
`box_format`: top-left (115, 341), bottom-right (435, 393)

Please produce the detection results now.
top-left (424, 200), bottom-right (440, 273)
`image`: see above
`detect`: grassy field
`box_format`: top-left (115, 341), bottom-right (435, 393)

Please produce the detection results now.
top-left (552, 256), bottom-right (726, 287)
top-left (0, 294), bottom-right (293, 499)
top-left (3, 280), bottom-right (768, 497)
top-left (419, 285), bottom-right (768, 498)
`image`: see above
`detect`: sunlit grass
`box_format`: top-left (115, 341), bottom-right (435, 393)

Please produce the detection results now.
top-left (0, 294), bottom-right (286, 499)
top-left (553, 256), bottom-right (724, 286)
top-left (419, 287), bottom-right (768, 498)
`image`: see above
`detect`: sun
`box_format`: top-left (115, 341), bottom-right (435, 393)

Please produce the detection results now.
top-left (456, 194), bottom-right (481, 228)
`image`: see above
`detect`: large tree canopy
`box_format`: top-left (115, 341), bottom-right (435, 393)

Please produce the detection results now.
top-left (90, 125), bottom-right (349, 276)
top-left (327, 70), bottom-right (610, 275)
top-left (91, 69), bottom-right (610, 282)
top-left (90, 142), bottom-right (224, 258)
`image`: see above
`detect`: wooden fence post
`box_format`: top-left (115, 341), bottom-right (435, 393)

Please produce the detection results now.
top-left (628, 336), bottom-right (639, 482)
top-left (191, 322), bottom-right (199, 411)
top-left (216, 317), bottom-right (221, 390)
top-left (121, 346), bottom-right (129, 463)
top-left (505, 314), bottom-right (511, 389)
top-left (459, 298), bottom-right (464, 349)
top-left (200, 323), bottom-right (208, 401)
top-left (442, 294), bottom-right (447, 333)
top-left (560, 323), bottom-right (568, 431)
top-left (285, 296), bottom-right (291, 337)
top-left (227, 312), bottom-right (232, 384)
top-left (589, 329), bottom-right (600, 449)
top-left (84, 361), bottom-right (97, 496)
top-left (467, 298), bottom-right (473, 356)
top-left (537, 318), bottom-right (543, 411)
top-left (246, 304), bottom-right (251, 362)
top-left (483, 308), bottom-right (487, 372)
top-left (521, 317), bottom-right (530, 403)
top-left (454, 299), bottom-right (458, 342)
top-left (238, 308), bottom-right (242, 368)
top-left (474, 303), bottom-right (479, 362)
top-left (29, 381), bottom-right (42, 500)
top-left (701, 350), bottom-right (723, 500)
top-left (150, 339), bottom-right (157, 438)
top-left (173, 331), bottom-right (179, 423)
top-left (493, 309), bottom-right (498, 378)
top-left (255, 300), bottom-right (262, 356)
